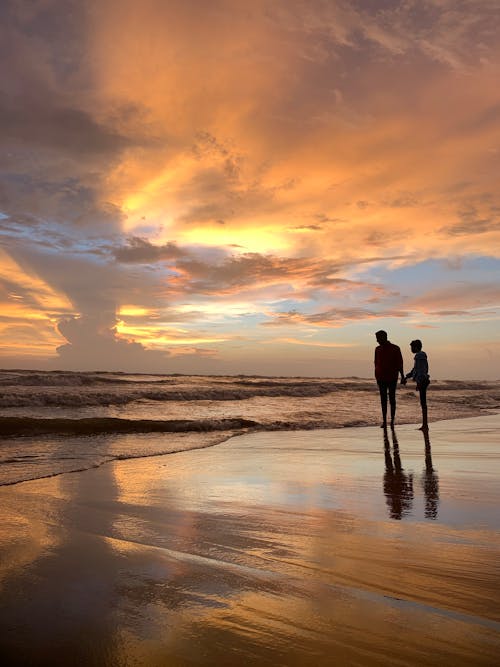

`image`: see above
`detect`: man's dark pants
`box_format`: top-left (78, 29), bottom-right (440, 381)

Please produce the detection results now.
top-left (377, 380), bottom-right (397, 424)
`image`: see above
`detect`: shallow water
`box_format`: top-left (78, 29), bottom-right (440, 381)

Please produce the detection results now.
top-left (1, 370), bottom-right (499, 485)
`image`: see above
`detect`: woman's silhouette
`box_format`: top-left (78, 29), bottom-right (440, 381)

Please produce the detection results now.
top-left (421, 428), bottom-right (439, 519)
top-left (405, 339), bottom-right (430, 430)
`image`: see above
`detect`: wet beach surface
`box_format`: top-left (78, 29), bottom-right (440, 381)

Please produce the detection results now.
top-left (0, 414), bottom-right (499, 665)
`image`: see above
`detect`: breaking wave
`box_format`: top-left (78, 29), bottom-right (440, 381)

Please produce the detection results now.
top-left (0, 416), bottom-right (260, 437)
top-left (0, 383), bottom-right (365, 408)
top-left (1, 380), bottom-right (498, 409)
top-left (0, 415), bottom-right (374, 437)
top-left (0, 371), bottom-right (172, 387)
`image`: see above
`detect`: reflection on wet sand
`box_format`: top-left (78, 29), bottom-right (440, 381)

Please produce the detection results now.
top-left (383, 427), bottom-right (440, 521)
top-left (1, 417), bottom-right (500, 665)
top-left (0, 449), bottom-right (122, 665)
top-left (422, 428), bottom-right (440, 520)
top-left (383, 428), bottom-right (414, 520)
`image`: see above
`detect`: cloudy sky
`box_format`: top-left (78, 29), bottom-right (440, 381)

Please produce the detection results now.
top-left (1, 0), bottom-right (499, 378)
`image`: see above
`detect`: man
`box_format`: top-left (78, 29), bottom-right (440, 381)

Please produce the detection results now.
top-left (374, 330), bottom-right (406, 429)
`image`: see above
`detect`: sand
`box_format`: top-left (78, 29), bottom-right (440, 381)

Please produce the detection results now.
top-left (1, 414), bottom-right (499, 666)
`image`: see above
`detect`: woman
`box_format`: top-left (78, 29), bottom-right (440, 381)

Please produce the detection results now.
top-left (405, 339), bottom-right (430, 430)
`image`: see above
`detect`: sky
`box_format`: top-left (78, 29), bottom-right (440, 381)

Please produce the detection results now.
top-left (0, 0), bottom-right (499, 379)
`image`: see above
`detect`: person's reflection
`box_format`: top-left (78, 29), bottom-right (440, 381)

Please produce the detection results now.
top-left (421, 428), bottom-right (439, 519)
top-left (383, 427), bottom-right (414, 520)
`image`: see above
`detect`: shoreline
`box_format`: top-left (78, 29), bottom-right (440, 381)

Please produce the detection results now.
top-left (0, 409), bottom-right (500, 489)
top-left (2, 409), bottom-right (499, 489)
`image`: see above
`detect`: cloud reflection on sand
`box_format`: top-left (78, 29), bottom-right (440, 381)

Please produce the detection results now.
top-left (1, 416), bottom-right (500, 665)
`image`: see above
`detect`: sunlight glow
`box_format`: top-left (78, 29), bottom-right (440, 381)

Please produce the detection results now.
top-left (118, 305), bottom-right (157, 317)
top-left (270, 338), bottom-right (357, 348)
top-left (0, 250), bottom-right (74, 313)
top-left (116, 321), bottom-right (228, 346)
top-left (177, 225), bottom-right (292, 254)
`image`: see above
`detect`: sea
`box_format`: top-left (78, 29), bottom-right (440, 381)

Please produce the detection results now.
top-left (1, 369), bottom-right (499, 486)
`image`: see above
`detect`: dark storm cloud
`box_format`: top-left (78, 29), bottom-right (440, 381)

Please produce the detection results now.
top-left (0, 0), bottom-right (134, 239)
top-left (191, 131), bottom-right (243, 180)
top-left (114, 239), bottom-right (318, 285)
top-left (114, 238), bottom-right (408, 299)
top-left (0, 0), bottom-right (87, 93)
top-left (440, 202), bottom-right (500, 236)
top-left (176, 201), bottom-right (234, 226)
top-left (174, 253), bottom-right (314, 293)
top-left (171, 167), bottom-right (296, 229)
top-left (0, 95), bottom-right (131, 157)
top-left (290, 224), bottom-right (323, 231)
top-left (313, 214), bottom-right (345, 224)
top-left (114, 237), bottom-right (188, 263)
top-left (262, 307), bottom-right (410, 327)
top-left (0, 177), bottom-right (125, 232)
top-left (171, 252), bottom-right (401, 299)
top-left (430, 310), bottom-right (470, 316)
top-left (383, 192), bottom-right (420, 208)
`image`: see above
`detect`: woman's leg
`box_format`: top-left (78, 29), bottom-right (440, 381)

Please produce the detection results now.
top-left (419, 385), bottom-right (428, 428)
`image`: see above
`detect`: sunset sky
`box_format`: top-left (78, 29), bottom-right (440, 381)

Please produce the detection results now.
top-left (1, 0), bottom-right (499, 378)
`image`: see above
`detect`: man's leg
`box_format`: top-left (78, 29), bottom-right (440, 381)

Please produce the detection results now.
top-left (388, 380), bottom-right (397, 426)
top-left (378, 381), bottom-right (388, 426)
top-left (419, 385), bottom-right (428, 429)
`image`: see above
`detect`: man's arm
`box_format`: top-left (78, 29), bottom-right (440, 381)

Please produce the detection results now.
top-left (397, 346), bottom-right (406, 384)
top-left (405, 355), bottom-right (415, 380)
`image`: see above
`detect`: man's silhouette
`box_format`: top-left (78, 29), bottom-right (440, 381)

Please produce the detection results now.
top-left (383, 428), bottom-right (414, 520)
top-left (374, 330), bottom-right (406, 428)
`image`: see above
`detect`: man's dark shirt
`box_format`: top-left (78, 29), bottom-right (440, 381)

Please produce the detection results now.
top-left (375, 342), bottom-right (404, 383)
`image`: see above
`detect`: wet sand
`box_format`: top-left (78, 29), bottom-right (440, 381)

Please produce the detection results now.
top-left (1, 414), bottom-right (499, 666)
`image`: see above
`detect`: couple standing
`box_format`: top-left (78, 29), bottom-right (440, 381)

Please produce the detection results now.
top-left (374, 330), bottom-right (430, 430)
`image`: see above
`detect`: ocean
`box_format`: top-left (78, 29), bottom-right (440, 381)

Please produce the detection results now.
top-left (1, 369), bottom-right (499, 486)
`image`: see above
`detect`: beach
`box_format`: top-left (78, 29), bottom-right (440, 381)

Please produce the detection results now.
top-left (3, 0), bottom-right (500, 663)
top-left (1, 413), bottom-right (499, 665)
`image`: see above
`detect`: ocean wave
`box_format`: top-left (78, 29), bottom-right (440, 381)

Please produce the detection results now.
top-left (1, 372), bottom-right (498, 411)
top-left (0, 372), bottom-right (135, 387)
top-left (0, 415), bottom-right (379, 437)
top-left (1, 371), bottom-right (344, 388)
top-left (0, 416), bottom-right (260, 437)
top-left (0, 384), bottom-right (361, 407)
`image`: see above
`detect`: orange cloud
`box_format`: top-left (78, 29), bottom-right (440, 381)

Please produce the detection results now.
top-left (2, 1), bottom-right (500, 371)
top-left (263, 307), bottom-right (410, 328)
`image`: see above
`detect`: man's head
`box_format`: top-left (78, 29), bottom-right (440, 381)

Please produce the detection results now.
top-left (410, 339), bottom-right (422, 353)
top-left (375, 330), bottom-right (388, 344)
